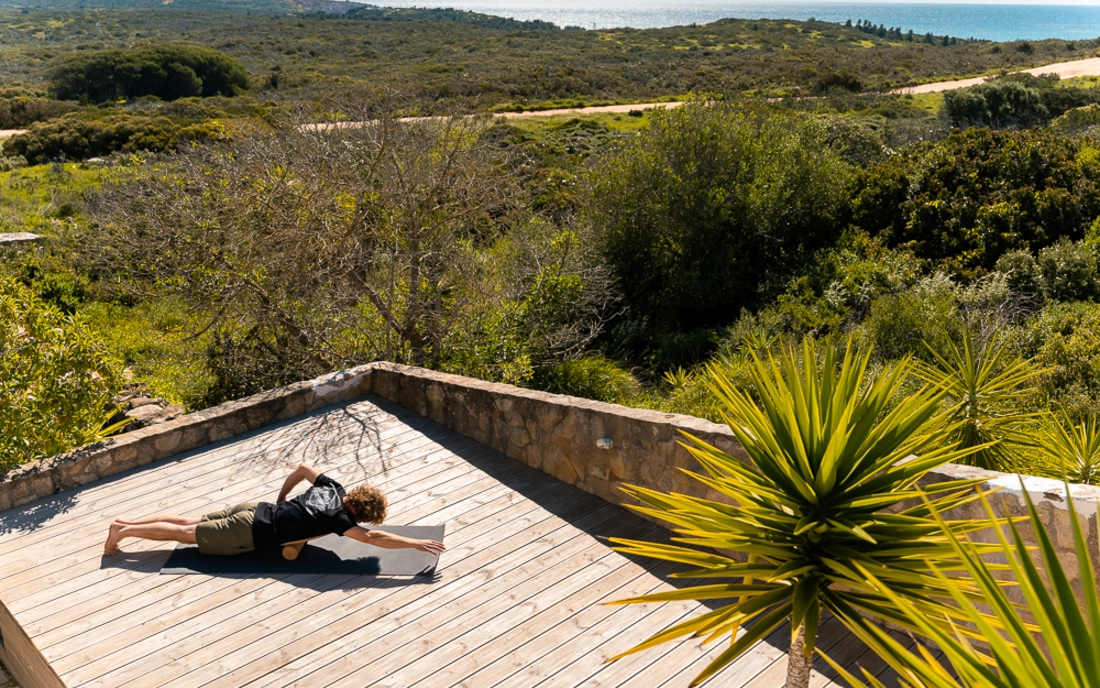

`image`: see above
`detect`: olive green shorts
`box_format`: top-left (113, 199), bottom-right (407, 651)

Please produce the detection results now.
top-left (195, 502), bottom-right (257, 556)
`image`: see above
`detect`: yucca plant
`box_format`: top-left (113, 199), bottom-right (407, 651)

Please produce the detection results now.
top-left (828, 481), bottom-right (1097, 688)
top-left (607, 338), bottom-right (1007, 688)
top-left (1035, 413), bottom-right (1100, 485)
top-left (912, 331), bottom-right (1043, 473)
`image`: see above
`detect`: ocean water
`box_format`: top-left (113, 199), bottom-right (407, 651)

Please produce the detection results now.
top-left (374, 1), bottom-right (1100, 42)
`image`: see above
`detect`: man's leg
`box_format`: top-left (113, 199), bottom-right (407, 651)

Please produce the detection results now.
top-left (104, 521), bottom-right (197, 556)
top-left (114, 515), bottom-right (201, 526)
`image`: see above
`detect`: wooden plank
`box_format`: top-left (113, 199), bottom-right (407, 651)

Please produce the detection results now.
top-left (160, 498), bottom-right (632, 688)
top-left (425, 558), bottom-right (689, 688)
top-left (654, 622), bottom-right (790, 688)
top-left (0, 597), bottom-right (64, 688)
top-left (350, 534), bottom-right (669, 688)
top-left (4, 430), bottom-right (496, 614)
top-left (46, 454), bottom-right (529, 674)
top-left (68, 470), bottom-right (599, 687)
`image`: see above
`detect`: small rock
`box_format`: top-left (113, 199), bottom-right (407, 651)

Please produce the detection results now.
top-left (124, 403), bottom-right (184, 429)
top-left (0, 232), bottom-right (43, 246)
top-left (126, 396), bottom-right (161, 411)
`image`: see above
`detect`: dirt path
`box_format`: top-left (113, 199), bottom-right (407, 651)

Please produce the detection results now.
top-left (897, 55), bottom-right (1100, 94)
top-left (491, 101), bottom-right (684, 118)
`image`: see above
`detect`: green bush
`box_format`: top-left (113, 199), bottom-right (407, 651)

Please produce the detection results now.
top-left (0, 97), bottom-right (77, 128)
top-left (994, 249), bottom-right (1043, 296)
top-left (851, 128), bottom-right (1100, 277)
top-left (531, 356), bottom-right (641, 404)
top-left (0, 276), bottom-right (122, 470)
top-left (1037, 238), bottom-right (1100, 301)
top-left (943, 79), bottom-right (1048, 128)
top-left (856, 273), bottom-right (963, 361)
top-left (48, 44), bottom-right (249, 103)
top-left (1018, 302), bottom-right (1100, 417)
top-left (589, 102), bottom-right (853, 348)
top-left (3, 109), bottom-right (229, 164)
top-left (1049, 103), bottom-right (1100, 135)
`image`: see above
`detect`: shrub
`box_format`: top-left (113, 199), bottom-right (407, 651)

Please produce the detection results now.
top-left (589, 102), bottom-right (853, 347)
top-left (2, 109), bottom-right (230, 164)
top-left (0, 276), bottom-right (122, 470)
top-left (0, 97), bottom-right (77, 128)
top-left (856, 273), bottom-right (962, 361)
top-left (1037, 238), bottom-right (1100, 301)
top-left (530, 356), bottom-right (641, 404)
top-left (850, 128), bottom-right (1100, 276)
top-left (943, 79), bottom-right (1048, 128)
top-left (994, 249), bottom-right (1042, 296)
top-left (1050, 103), bottom-right (1100, 134)
top-left (48, 44), bottom-right (249, 103)
top-left (1019, 302), bottom-right (1100, 416)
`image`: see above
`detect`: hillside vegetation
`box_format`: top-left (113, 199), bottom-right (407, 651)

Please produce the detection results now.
top-left (5, 4), bottom-right (1100, 480)
top-left (0, 6), bottom-right (1091, 111)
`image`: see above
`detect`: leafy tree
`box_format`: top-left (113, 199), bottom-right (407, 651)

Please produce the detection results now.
top-left (48, 44), bottom-right (249, 103)
top-left (0, 276), bottom-right (123, 470)
top-left (589, 102), bottom-right (852, 347)
top-left (850, 129), bottom-right (1100, 277)
top-left (608, 338), bottom-right (1002, 688)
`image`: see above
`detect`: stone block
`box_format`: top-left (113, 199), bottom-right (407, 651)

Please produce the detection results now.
top-left (587, 464), bottom-right (609, 481)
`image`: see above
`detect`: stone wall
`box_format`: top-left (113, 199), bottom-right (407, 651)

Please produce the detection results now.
top-left (366, 362), bottom-right (1100, 599)
top-left (5, 360), bottom-right (1099, 599)
top-left (0, 366), bottom-right (374, 512)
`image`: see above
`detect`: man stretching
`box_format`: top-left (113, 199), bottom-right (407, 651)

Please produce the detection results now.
top-left (104, 463), bottom-right (445, 557)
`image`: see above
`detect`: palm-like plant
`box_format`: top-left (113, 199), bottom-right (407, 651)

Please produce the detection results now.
top-left (607, 338), bottom-right (1006, 688)
top-left (827, 482), bottom-right (1097, 688)
top-left (1035, 413), bottom-right (1100, 485)
top-left (912, 331), bottom-right (1043, 473)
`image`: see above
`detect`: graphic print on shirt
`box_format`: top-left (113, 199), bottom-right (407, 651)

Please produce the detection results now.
top-left (306, 484), bottom-right (340, 513)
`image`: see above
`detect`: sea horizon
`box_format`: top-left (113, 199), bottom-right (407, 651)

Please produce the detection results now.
top-left (374, 1), bottom-right (1100, 42)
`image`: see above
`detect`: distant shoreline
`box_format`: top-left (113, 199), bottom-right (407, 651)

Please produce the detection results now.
top-left (377, 1), bottom-right (1100, 42)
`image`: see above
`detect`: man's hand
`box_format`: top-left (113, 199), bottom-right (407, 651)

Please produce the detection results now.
top-left (411, 539), bottom-right (446, 556)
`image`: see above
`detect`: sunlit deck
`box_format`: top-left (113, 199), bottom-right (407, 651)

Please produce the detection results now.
top-left (0, 395), bottom-right (910, 687)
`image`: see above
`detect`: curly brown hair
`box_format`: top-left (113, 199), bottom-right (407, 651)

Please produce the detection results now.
top-left (344, 485), bottom-right (387, 524)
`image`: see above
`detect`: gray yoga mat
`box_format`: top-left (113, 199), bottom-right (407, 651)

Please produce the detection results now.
top-left (161, 525), bottom-right (445, 576)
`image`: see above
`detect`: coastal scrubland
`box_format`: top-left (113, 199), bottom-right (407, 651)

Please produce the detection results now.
top-left (4, 1), bottom-right (1100, 482)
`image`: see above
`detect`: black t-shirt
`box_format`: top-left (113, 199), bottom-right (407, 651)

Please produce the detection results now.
top-left (252, 474), bottom-right (360, 551)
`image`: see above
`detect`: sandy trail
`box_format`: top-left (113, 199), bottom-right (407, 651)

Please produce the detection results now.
top-left (301, 101), bottom-right (685, 131)
top-left (897, 55), bottom-right (1100, 94)
top-left (491, 101), bottom-right (684, 118)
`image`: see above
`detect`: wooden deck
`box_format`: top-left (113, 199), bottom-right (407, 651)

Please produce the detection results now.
top-left (0, 396), bottom-right (911, 687)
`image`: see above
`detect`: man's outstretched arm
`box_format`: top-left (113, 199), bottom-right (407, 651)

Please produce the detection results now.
top-left (276, 463), bottom-right (322, 503)
top-left (344, 525), bottom-right (445, 556)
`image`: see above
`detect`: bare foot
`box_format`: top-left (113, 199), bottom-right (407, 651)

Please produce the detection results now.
top-left (104, 521), bottom-right (124, 556)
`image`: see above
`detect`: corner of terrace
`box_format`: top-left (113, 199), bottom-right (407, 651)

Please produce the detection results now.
top-left (3, 362), bottom-right (1093, 687)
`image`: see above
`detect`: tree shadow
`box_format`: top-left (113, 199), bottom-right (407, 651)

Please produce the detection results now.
top-left (0, 396), bottom-right (407, 536)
